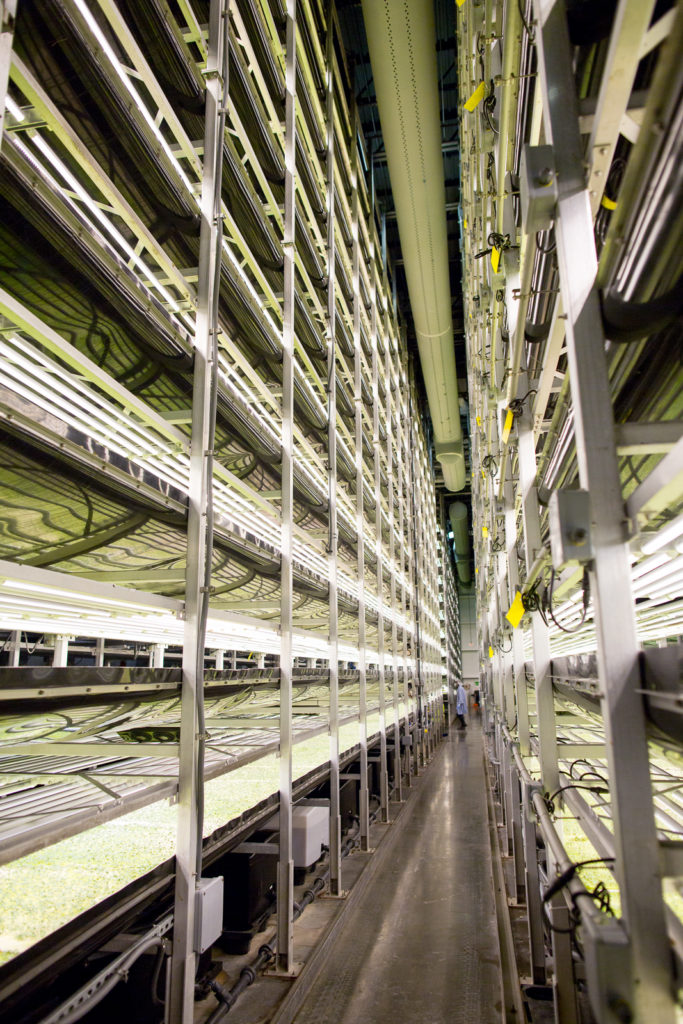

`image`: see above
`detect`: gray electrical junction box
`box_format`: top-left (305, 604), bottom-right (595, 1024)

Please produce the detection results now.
top-left (548, 489), bottom-right (593, 568)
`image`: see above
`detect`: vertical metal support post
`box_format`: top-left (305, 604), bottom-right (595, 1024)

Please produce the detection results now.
top-left (497, 540), bottom-right (515, 731)
top-left (95, 637), bottom-right (105, 668)
top-left (534, 2), bottom-right (674, 1014)
top-left (277, 0), bottom-right (297, 972)
top-left (385, 312), bottom-right (402, 803)
top-left (0, 1), bottom-right (17, 151)
top-left (397, 363), bottom-right (411, 788)
top-left (502, 741), bottom-right (514, 858)
top-left (504, 473), bottom-right (530, 753)
top-left (518, 409), bottom-right (558, 794)
top-left (325, 8), bottom-right (342, 896)
top-left (170, 3), bottom-right (228, 1017)
top-left (404, 392), bottom-right (419, 778)
top-left (53, 635), bottom-right (69, 667)
top-left (214, 649), bottom-right (224, 670)
top-left (424, 561), bottom-right (433, 758)
top-left (508, 757), bottom-right (526, 900)
top-left (419, 468), bottom-right (429, 764)
top-left (369, 161), bottom-right (389, 823)
top-left (522, 782), bottom-right (546, 984)
top-left (549, 897), bottom-right (579, 1024)
top-left (442, 499), bottom-right (456, 729)
top-left (407, 408), bottom-right (422, 774)
top-left (427, 511), bottom-right (436, 749)
top-left (8, 630), bottom-right (20, 667)
top-left (351, 103), bottom-right (369, 851)
top-left (150, 644), bottom-right (165, 669)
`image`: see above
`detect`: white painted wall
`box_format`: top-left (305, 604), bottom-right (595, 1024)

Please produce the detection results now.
top-left (459, 591), bottom-right (480, 683)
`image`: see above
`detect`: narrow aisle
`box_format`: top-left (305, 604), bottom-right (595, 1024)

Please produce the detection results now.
top-left (293, 721), bottom-right (502, 1024)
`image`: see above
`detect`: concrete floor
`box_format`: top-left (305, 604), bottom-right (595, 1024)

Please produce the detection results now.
top-left (292, 721), bottom-right (503, 1024)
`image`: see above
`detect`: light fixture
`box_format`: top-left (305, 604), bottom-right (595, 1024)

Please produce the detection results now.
top-left (71, 0), bottom-right (194, 193)
top-left (5, 95), bottom-right (25, 123)
top-left (640, 513), bottom-right (683, 555)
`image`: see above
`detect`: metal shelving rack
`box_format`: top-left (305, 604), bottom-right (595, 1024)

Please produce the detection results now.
top-left (0, 0), bottom-right (450, 1012)
top-left (457, 0), bottom-right (682, 1020)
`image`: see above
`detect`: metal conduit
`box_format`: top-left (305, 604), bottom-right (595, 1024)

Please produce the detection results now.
top-left (448, 500), bottom-right (472, 585)
top-left (361, 0), bottom-right (466, 494)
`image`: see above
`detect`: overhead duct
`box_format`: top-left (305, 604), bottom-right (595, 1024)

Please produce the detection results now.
top-left (361, 0), bottom-right (466, 492)
top-left (449, 501), bottom-right (471, 585)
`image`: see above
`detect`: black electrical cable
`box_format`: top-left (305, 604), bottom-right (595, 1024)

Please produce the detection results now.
top-left (544, 782), bottom-right (610, 815)
top-left (546, 567), bottom-right (590, 634)
top-left (594, 156), bottom-right (626, 250)
top-left (578, 768), bottom-right (609, 785)
top-left (569, 758), bottom-right (609, 785)
top-left (544, 860), bottom-right (614, 901)
top-left (488, 231), bottom-right (513, 251)
top-left (483, 91), bottom-right (499, 135)
top-left (542, 858), bottom-right (616, 919)
top-left (535, 229), bottom-right (556, 255)
top-left (509, 388), bottom-right (537, 415)
top-left (482, 454), bottom-right (498, 476)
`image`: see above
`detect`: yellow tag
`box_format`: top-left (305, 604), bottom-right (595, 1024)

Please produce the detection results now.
top-left (488, 645), bottom-right (494, 659)
top-left (476, 415), bottom-right (482, 427)
top-left (482, 525), bottom-right (488, 537)
top-left (456, 0), bottom-right (466, 6)
top-left (463, 217), bottom-right (468, 229)
top-left (601, 194), bottom-right (617, 211)
top-left (506, 591), bottom-right (526, 629)
top-left (475, 567), bottom-right (479, 574)
top-left (502, 407), bottom-right (514, 444)
top-left (464, 82), bottom-right (486, 112)
top-left (491, 246), bottom-right (501, 274)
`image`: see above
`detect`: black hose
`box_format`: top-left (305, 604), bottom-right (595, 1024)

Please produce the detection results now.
top-left (207, 944), bottom-right (275, 1023)
top-left (204, 807), bottom-right (381, 1021)
top-left (150, 943), bottom-right (167, 1007)
top-left (600, 281), bottom-right (683, 343)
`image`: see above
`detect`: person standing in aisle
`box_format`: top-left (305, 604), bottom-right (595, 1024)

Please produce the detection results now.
top-left (455, 681), bottom-right (467, 729)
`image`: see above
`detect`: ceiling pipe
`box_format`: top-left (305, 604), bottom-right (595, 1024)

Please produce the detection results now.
top-left (449, 501), bottom-right (472, 585)
top-left (361, 0), bottom-right (466, 493)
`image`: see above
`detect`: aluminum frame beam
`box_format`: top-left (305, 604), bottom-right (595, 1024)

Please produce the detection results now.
top-left (169, 2), bottom-right (229, 1017)
top-left (532, 1), bottom-right (675, 1016)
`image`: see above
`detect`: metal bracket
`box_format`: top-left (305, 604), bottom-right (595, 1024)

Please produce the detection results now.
top-left (519, 145), bottom-right (558, 234)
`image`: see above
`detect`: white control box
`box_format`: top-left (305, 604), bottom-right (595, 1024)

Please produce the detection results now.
top-left (194, 876), bottom-right (224, 954)
top-left (265, 800), bottom-right (329, 867)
